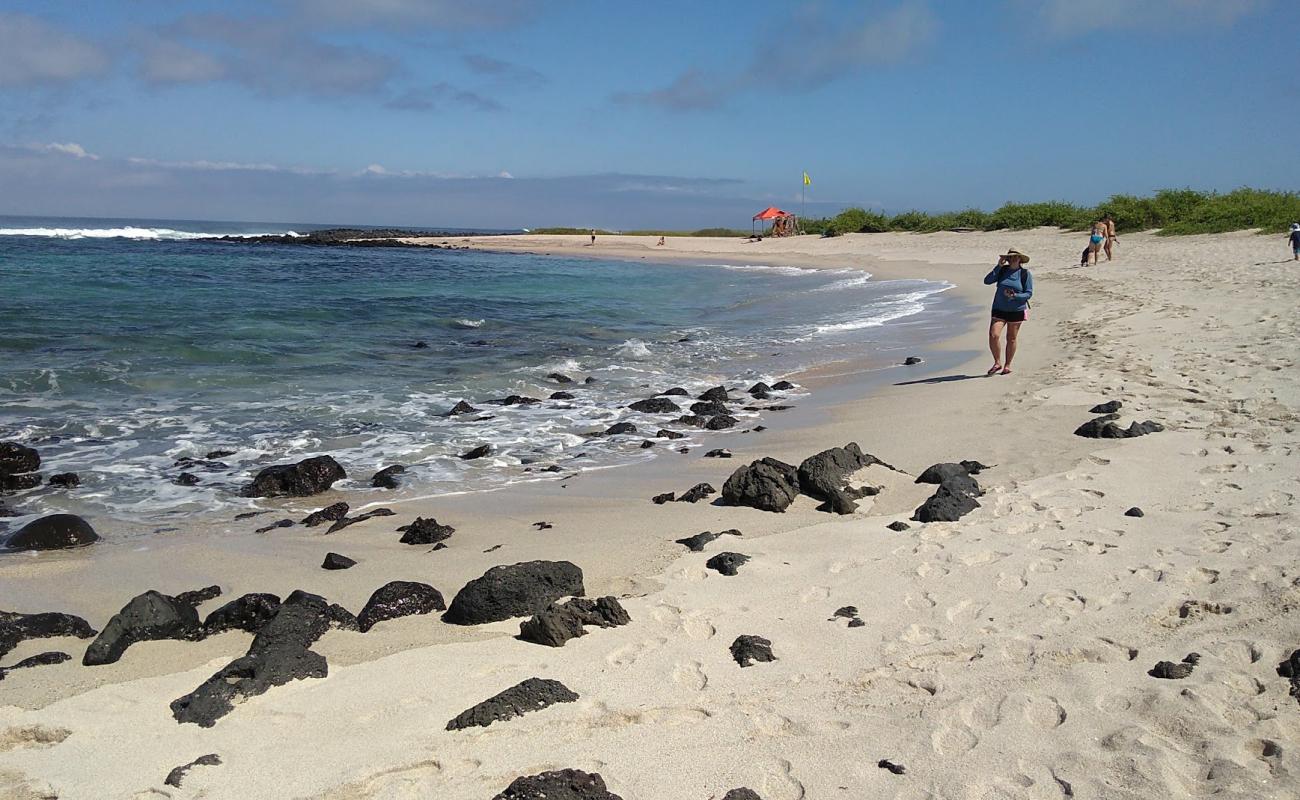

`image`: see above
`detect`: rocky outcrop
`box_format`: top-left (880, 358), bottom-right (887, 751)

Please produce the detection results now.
top-left (461, 444), bottom-right (493, 460)
top-left (1074, 414), bottom-right (1164, 439)
top-left (628, 397), bottom-right (680, 414)
top-left (301, 502), bottom-right (349, 527)
top-left (0, 442), bottom-right (40, 475)
top-left (720, 458), bottom-right (801, 512)
top-left (492, 769), bottom-right (623, 800)
top-left (698, 386), bottom-right (729, 402)
top-left (797, 443), bottom-right (881, 514)
top-left (370, 465), bottom-right (406, 489)
top-left (172, 591), bottom-right (336, 726)
top-left (706, 552), bottom-right (749, 576)
top-left (202, 593), bottom-right (283, 636)
top-left (444, 561), bottom-right (584, 625)
top-left (446, 400), bottom-right (479, 416)
top-left (730, 635), bottom-right (776, 667)
top-left (446, 677), bottom-right (578, 730)
top-left (357, 581), bottom-right (445, 632)
top-left (517, 596), bottom-right (630, 647)
top-left (83, 591), bottom-right (203, 666)
top-left (603, 422), bottom-right (637, 436)
top-left (239, 456), bottom-right (345, 498)
top-left (5, 514), bottom-right (99, 551)
top-left (175, 586), bottom-right (222, 607)
top-left (912, 461), bottom-right (984, 523)
top-left (0, 610), bottom-right (96, 659)
top-left (397, 516), bottom-right (455, 545)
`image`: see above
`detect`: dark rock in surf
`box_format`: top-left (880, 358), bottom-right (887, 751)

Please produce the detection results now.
top-left (461, 444), bottom-right (493, 460)
top-left (302, 502), bottom-right (349, 527)
top-left (0, 442), bottom-right (40, 475)
top-left (652, 492), bottom-right (675, 504)
top-left (656, 429), bottom-right (685, 440)
top-left (517, 597), bottom-right (630, 647)
top-left (705, 414), bottom-right (738, 430)
top-left (0, 610), bottom-right (96, 660)
top-left (903, 356), bottom-right (923, 365)
top-left (357, 581), bottom-right (445, 632)
top-left (639, 440), bottom-right (654, 449)
top-left (548, 372), bottom-right (575, 384)
top-left (690, 400), bottom-right (729, 416)
top-left (255, 518), bottom-right (294, 533)
top-left (660, 387), bottom-right (689, 396)
top-left (490, 395), bottom-right (542, 406)
top-left (447, 677), bottom-right (578, 730)
top-left (172, 590), bottom-right (334, 727)
top-left (1090, 400), bottom-right (1123, 414)
top-left (706, 552), bottom-right (749, 576)
top-left (240, 456), bottom-right (345, 498)
top-left (491, 769), bottom-right (622, 800)
top-left (203, 593), bottom-right (282, 636)
top-left (47, 472), bottom-right (80, 488)
top-left (771, 380), bottom-right (795, 390)
top-left (0, 501), bottom-right (17, 518)
top-left (676, 482), bottom-right (716, 503)
top-left (205, 450), bottom-right (236, 460)
top-left (174, 472), bottom-right (200, 486)
top-left (370, 465), bottom-right (406, 489)
top-left (165, 754), bottom-right (222, 789)
top-left (443, 561), bottom-right (584, 626)
top-left (584, 377), bottom-right (598, 384)
top-left (551, 391), bottom-right (576, 400)
top-left (676, 415), bottom-right (708, 428)
top-left (83, 591), bottom-right (203, 666)
top-left (748, 382), bottom-right (772, 395)
top-left (705, 448), bottom-right (732, 458)
top-left (397, 516), bottom-right (456, 545)
top-left (698, 386), bottom-right (729, 402)
top-left (5, 514), bottom-right (99, 551)
top-left (0, 473), bottom-right (41, 492)
top-left (446, 400), bottom-right (479, 416)
top-left (628, 397), bottom-right (680, 414)
top-left (321, 552), bottom-right (356, 570)
top-left (721, 458), bottom-right (801, 512)
top-left (325, 508), bottom-right (394, 534)
top-left (175, 586), bottom-right (222, 607)
top-left (603, 422), bottom-right (637, 436)
top-left (730, 635), bottom-right (776, 667)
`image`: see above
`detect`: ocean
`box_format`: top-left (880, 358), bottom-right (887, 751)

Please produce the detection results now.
top-left (1, 215), bottom-right (956, 530)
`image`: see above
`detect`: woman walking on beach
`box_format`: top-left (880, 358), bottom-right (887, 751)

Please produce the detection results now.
top-left (1103, 214), bottom-right (1118, 261)
top-left (984, 249), bottom-right (1033, 375)
top-left (1087, 219), bottom-right (1106, 265)
top-left (1288, 223), bottom-right (1300, 261)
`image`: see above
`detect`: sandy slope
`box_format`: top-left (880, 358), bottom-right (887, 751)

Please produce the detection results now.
top-left (2, 229), bottom-right (1298, 799)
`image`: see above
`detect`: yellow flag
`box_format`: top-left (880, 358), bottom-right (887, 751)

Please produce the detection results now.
top-left (803, 172), bottom-right (811, 186)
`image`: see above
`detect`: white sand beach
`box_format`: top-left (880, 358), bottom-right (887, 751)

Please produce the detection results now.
top-left (3, 229), bottom-right (1298, 800)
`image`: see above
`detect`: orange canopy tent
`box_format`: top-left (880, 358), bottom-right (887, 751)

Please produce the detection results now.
top-left (752, 206), bottom-right (797, 237)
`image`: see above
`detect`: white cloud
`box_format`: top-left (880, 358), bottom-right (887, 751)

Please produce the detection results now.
top-left (1021, 0), bottom-right (1266, 34)
top-left (41, 142), bottom-right (98, 159)
top-left (0, 13), bottom-right (111, 87)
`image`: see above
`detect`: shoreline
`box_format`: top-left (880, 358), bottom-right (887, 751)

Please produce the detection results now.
top-left (3, 229), bottom-right (1298, 799)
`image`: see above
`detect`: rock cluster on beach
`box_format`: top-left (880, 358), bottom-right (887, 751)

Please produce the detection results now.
top-left (518, 596), bottom-right (630, 647)
top-left (718, 443), bottom-right (891, 515)
top-left (444, 561), bottom-right (585, 625)
top-left (911, 461), bottom-right (986, 523)
top-left (240, 455), bottom-right (345, 497)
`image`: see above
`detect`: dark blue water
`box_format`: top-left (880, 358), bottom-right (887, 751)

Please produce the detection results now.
top-left (0, 216), bottom-right (955, 525)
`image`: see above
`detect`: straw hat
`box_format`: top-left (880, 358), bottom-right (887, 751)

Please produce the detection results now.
top-left (1004, 249), bottom-right (1030, 263)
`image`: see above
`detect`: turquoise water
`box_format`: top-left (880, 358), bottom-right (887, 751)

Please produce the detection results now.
top-left (0, 216), bottom-right (956, 524)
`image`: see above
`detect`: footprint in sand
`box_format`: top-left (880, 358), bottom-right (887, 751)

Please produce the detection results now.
top-left (759, 758), bottom-right (806, 800)
top-left (944, 599), bottom-right (987, 625)
top-left (930, 711), bottom-right (980, 757)
top-left (901, 625), bottom-right (940, 646)
top-left (1004, 694), bottom-right (1068, 729)
top-left (605, 636), bottom-right (668, 667)
top-left (799, 585), bottom-right (830, 604)
top-left (904, 591), bottom-right (936, 610)
top-left (996, 571), bottom-right (1028, 591)
top-left (0, 725), bottom-right (70, 752)
top-left (671, 660), bottom-right (708, 691)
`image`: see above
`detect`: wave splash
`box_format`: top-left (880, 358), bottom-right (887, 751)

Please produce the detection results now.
top-left (0, 227), bottom-right (299, 240)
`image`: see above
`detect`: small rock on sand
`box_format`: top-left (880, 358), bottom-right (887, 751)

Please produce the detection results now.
top-left (446, 677), bottom-right (578, 730)
top-left (730, 634), bottom-right (776, 667)
top-left (705, 552), bottom-right (750, 576)
top-left (165, 753), bottom-right (222, 788)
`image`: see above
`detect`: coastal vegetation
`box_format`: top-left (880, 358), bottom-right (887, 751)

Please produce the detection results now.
top-left (530, 227), bottom-right (750, 237)
top-left (800, 188), bottom-right (1300, 237)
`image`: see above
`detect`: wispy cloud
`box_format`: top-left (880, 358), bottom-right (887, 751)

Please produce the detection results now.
top-left (615, 1), bottom-right (936, 111)
top-left (39, 141), bottom-right (98, 159)
top-left (386, 82), bottom-right (503, 112)
top-left (288, 0), bottom-right (538, 29)
top-left (1017, 0), bottom-right (1267, 35)
top-left (463, 54), bottom-right (548, 88)
top-left (0, 13), bottom-right (111, 87)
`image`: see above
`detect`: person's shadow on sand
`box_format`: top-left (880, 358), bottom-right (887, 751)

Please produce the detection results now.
top-left (894, 373), bottom-right (985, 386)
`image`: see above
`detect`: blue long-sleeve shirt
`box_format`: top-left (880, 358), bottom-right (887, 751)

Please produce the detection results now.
top-left (984, 265), bottom-right (1033, 312)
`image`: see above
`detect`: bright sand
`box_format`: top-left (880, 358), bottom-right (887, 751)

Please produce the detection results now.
top-left (2, 229), bottom-right (1298, 799)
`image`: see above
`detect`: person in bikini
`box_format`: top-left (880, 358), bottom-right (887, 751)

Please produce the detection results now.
top-left (1103, 214), bottom-right (1118, 261)
top-left (983, 249), bottom-right (1033, 375)
top-left (1087, 219), bottom-right (1106, 266)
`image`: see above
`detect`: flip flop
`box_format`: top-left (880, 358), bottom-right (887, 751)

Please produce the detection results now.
top-left (1000, 368), bottom-right (1013, 375)
top-left (986, 365), bottom-right (1002, 376)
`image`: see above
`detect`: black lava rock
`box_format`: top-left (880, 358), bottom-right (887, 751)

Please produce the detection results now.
top-left (912, 482), bottom-right (981, 523)
top-left (660, 387), bottom-right (689, 396)
top-left (628, 397), bottom-right (680, 414)
top-left (706, 552), bottom-right (750, 576)
top-left (446, 677), bottom-right (579, 730)
top-left (723, 790), bottom-right (763, 800)
top-left (652, 492), bottom-right (675, 504)
top-left (1277, 649), bottom-right (1300, 704)
top-left (461, 444), bottom-right (494, 460)
top-left (321, 552), bottom-right (356, 570)
top-left (302, 502), bottom-right (349, 527)
top-left (1090, 400), bottom-right (1123, 414)
top-left (675, 529), bottom-right (740, 551)
top-left (0, 651), bottom-right (72, 680)
top-left (206, 450), bottom-right (236, 459)
top-left (690, 400), bottom-right (729, 416)
top-left (255, 518), bottom-right (294, 533)
top-left (83, 590), bottom-right (203, 666)
top-left (172, 591), bottom-right (335, 726)
top-left (704, 414), bottom-right (738, 430)
top-left (518, 596), bottom-right (630, 647)
top-left (548, 372), bottom-right (575, 384)
top-left (175, 586), bottom-right (222, 607)
top-left (1125, 507), bottom-right (1145, 518)
top-left (878, 759), bottom-right (906, 775)
top-left (916, 462), bottom-right (976, 485)
top-left (656, 429), bottom-right (686, 440)
top-left (357, 581), bottom-right (445, 632)
top-left (47, 472), bottom-right (80, 488)
top-left (370, 465), bottom-right (406, 489)
top-left (397, 516), bottom-right (455, 545)
top-left (1074, 415), bottom-right (1165, 439)
top-left (771, 380), bottom-right (795, 390)
top-left (491, 769), bottom-right (623, 800)
top-left (203, 593), bottom-right (283, 636)
top-left (324, 508), bottom-right (395, 534)
top-left (1149, 653), bottom-right (1200, 679)
top-left (604, 422), bottom-right (637, 436)
top-left (903, 356), bottom-right (922, 365)
top-left (721, 457), bottom-right (801, 512)
top-left (698, 386), bottom-right (730, 402)
top-left (704, 448), bottom-right (732, 458)
top-left (886, 521), bottom-right (910, 532)
top-left (730, 635), bottom-right (776, 667)
top-left (0, 442), bottom-right (40, 475)
top-left (444, 561), bottom-right (585, 625)
top-left (798, 443), bottom-right (881, 515)
top-left (5, 514), bottom-right (100, 551)
top-left (748, 382), bottom-right (772, 395)
top-left (551, 391), bottom-right (576, 400)
top-left (446, 400), bottom-right (479, 416)
top-left (165, 754), bottom-right (221, 788)
top-left (174, 472), bottom-right (200, 486)
top-left (677, 482), bottom-right (716, 503)
top-left (240, 456), bottom-right (345, 498)
top-left (0, 610), bottom-right (96, 660)
top-left (639, 440), bottom-right (654, 449)
top-left (490, 395), bottom-right (542, 406)
top-left (0, 473), bottom-right (41, 491)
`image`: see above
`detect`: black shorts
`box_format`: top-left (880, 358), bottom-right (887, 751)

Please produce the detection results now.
top-left (991, 308), bottom-right (1026, 323)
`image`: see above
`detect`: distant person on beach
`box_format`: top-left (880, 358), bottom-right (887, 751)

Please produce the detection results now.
top-left (984, 249), bottom-right (1033, 376)
top-left (657, 236), bottom-right (666, 246)
top-left (1103, 214), bottom-right (1118, 261)
top-left (590, 229), bottom-right (596, 246)
top-left (1289, 223), bottom-right (1300, 261)
top-left (1087, 219), bottom-right (1106, 266)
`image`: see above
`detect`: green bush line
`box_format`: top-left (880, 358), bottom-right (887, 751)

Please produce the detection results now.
top-left (528, 227), bottom-right (752, 237)
top-left (801, 188), bottom-right (1300, 237)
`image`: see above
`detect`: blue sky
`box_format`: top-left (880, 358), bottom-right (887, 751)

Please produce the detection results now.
top-left (0, 0), bottom-right (1294, 228)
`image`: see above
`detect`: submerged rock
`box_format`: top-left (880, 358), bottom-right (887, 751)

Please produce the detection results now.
top-left (628, 397), bottom-right (680, 414)
top-left (460, 444), bottom-right (493, 460)
top-left (0, 610), bottom-right (96, 660)
top-left (444, 561), bottom-right (584, 625)
top-left (706, 552), bottom-right (750, 576)
top-left (518, 596), bottom-right (630, 647)
top-left (48, 472), bottom-right (80, 488)
top-left (446, 400), bottom-right (479, 416)
top-left (203, 593), bottom-right (282, 636)
top-left (490, 395), bottom-right (542, 406)
top-left (302, 502), bottom-right (349, 527)
top-left (721, 457), bottom-right (801, 512)
top-left (446, 677), bottom-right (578, 730)
top-left (240, 456), bottom-right (345, 498)
top-left (5, 514), bottom-right (99, 551)
top-left (0, 472), bottom-right (41, 492)
top-left (603, 422), bottom-right (637, 436)
top-left (0, 442), bottom-right (40, 475)
top-left (704, 448), bottom-right (732, 458)
top-left (357, 581), bottom-right (445, 632)
top-left (492, 769), bottom-right (622, 800)
top-left (730, 635), bottom-right (776, 667)
top-left (83, 591), bottom-right (203, 666)
top-left (370, 465), bottom-right (406, 489)
top-left (656, 429), bottom-right (685, 440)
top-left (174, 472), bottom-right (200, 486)
top-left (548, 372), bottom-right (575, 384)
top-left (660, 387), bottom-right (689, 396)
top-left (397, 516), bottom-right (455, 545)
